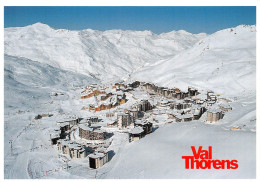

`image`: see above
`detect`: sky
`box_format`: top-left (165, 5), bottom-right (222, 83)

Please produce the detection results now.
top-left (4, 6), bottom-right (256, 34)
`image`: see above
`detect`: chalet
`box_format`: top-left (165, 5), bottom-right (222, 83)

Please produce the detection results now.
top-left (89, 150), bottom-right (108, 169)
top-left (129, 126), bottom-right (145, 142)
top-left (117, 113), bottom-right (132, 129)
top-left (134, 120), bottom-right (153, 134)
top-left (207, 108), bottom-right (222, 122)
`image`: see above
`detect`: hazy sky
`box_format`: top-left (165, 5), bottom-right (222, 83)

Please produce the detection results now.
top-left (4, 6), bottom-right (256, 34)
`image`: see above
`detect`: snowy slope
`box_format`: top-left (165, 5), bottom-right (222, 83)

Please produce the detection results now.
top-left (132, 25), bottom-right (256, 97)
top-left (4, 23), bottom-right (206, 81)
top-left (4, 54), bottom-right (98, 111)
top-left (4, 24), bottom-right (256, 179)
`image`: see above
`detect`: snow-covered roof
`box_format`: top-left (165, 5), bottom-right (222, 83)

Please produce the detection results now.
top-left (135, 119), bottom-right (145, 125)
top-left (50, 132), bottom-right (60, 139)
top-left (219, 103), bottom-right (232, 109)
top-left (129, 126), bottom-right (144, 134)
top-left (89, 152), bottom-right (105, 159)
top-left (176, 114), bottom-right (193, 119)
top-left (94, 129), bottom-right (105, 133)
top-left (96, 147), bottom-right (107, 153)
top-left (79, 124), bottom-right (93, 131)
top-left (207, 108), bottom-right (222, 113)
top-left (69, 143), bottom-right (81, 150)
top-left (59, 139), bottom-right (70, 145)
top-left (59, 122), bottom-right (70, 127)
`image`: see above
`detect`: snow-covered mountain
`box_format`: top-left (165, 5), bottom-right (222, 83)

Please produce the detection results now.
top-left (4, 54), bottom-right (98, 111)
top-left (132, 25), bottom-right (256, 97)
top-left (4, 23), bottom-right (256, 179)
top-left (4, 22), bottom-right (206, 81)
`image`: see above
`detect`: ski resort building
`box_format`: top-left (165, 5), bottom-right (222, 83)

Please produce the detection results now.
top-left (175, 114), bottom-right (193, 122)
top-left (188, 87), bottom-right (198, 96)
top-left (57, 139), bottom-right (70, 155)
top-left (57, 140), bottom-right (92, 159)
top-left (106, 112), bottom-right (115, 118)
top-left (129, 108), bottom-right (138, 119)
top-left (207, 91), bottom-right (217, 102)
top-left (207, 108), bottom-right (223, 122)
top-left (137, 100), bottom-right (152, 112)
top-left (81, 89), bottom-right (106, 99)
top-left (129, 126), bottom-right (145, 142)
top-left (117, 113), bottom-right (132, 129)
top-left (69, 143), bottom-right (83, 159)
top-left (79, 124), bottom-right (107, 140)
top-left (134, 120), bottom-right (153, 134)
top-left (171, 101), bottom-right (192, 110)
top-left (89, 150), bottom-right (108, 169)
top-left (50, 131), bottom-right (60, 145)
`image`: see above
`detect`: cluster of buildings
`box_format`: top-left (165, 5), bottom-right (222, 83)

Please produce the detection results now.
top-left (142, 83), bottom-right (199, 99)
top-left (49, 80), bottom-right (233, 170)
top-left (57, 139), bottom-right (93, 159)
top-left (141, 82), bottom-right (232, 123)
top-left (49, 116), bottom-right (109, 168)
top-left (81, 84), bottom-right (128, 112)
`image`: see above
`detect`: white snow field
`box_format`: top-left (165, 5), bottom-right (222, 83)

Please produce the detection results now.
top-left (4, 23), bottom-right (255, 179)
top-left (4, 23), bottom-right (206, 82)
